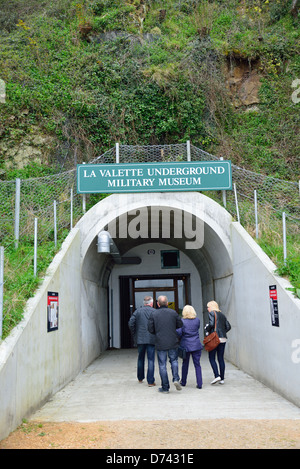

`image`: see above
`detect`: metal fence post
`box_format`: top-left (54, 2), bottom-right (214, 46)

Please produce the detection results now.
top-left (54, 200), bottom-right (57, 248)
top-left (82, 162), bottom-right (86, 214)
top-left (187, 140), bottom-right (191, 161)
top-left (220, 157), bottom-right (226, 207)
top-left (234, 183), bottom-right (240, 223)
top-left (14, 178), bottom-right (20, 249)
top-left (116, 142), bottom-right (120, 164)
top-left (0, 246), bottom-right (4, 339)
top-left (70, 188), bottom-right (73, 230)
top-left (254, 189), bottom-right (258, 239)
top-left (34, 218), bottom-right (38, 276)
top-left (282, 212), bottom-right (287, 265)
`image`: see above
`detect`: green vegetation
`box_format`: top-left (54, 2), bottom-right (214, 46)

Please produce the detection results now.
top-left (0, 0), bottom-right (299, 177)
top-left (0, 0), bottom-right (299, 338)
top-left (1, 239), bottom-right (64, 339)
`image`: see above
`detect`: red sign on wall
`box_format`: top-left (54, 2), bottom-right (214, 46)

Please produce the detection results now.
top-left (47, 292), bottom-right (59, 332)
top-left (269, 285), bottom-right (279, 327)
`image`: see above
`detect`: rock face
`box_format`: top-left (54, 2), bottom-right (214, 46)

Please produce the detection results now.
top-left (0, 126), bottom-right (55, 172)
top-left (224, 58), bottom-right (262, 108)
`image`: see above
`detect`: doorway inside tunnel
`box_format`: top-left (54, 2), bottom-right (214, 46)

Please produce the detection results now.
top-left (120, 274), bottom-right (190, 348)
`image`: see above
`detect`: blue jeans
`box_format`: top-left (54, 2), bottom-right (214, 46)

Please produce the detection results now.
top-left (208, 342), bottom-right (226, 380)
top-left (137, 344), bottom-right (155, 384)
top-left (156, 348), bottom-right (180, 391)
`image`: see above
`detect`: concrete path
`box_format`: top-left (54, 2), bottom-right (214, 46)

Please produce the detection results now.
top-left (31, 349), bottom-right (300, 422)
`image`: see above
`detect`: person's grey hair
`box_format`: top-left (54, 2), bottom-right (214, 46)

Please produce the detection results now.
top-left (144, 296), bottom-right (153, 305)
top-left (157, 295), bottom-right (168, 307)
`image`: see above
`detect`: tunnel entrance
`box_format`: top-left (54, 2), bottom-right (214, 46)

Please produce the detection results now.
top-left (120, 273), bottom-right (190, 348)
top-left (79, 192), bottom-right (234, 357)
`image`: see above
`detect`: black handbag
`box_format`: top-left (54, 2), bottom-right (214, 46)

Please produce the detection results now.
top-left (178, 345), bottom-right (187, 360)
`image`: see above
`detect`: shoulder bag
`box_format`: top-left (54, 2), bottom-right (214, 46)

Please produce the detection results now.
top-left (178, 323), bottom-right (187, 360)
top-left (178, 345), bottom-right (187, 360)
top-left (203, 311), bottom-right (220, 352)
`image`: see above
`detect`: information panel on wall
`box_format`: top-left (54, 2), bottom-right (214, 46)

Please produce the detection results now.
top-left (269, 285), bottom-right (280, 327)
top-left (47, 291), bottom-right (59, 332)
top-left (77, 160), bottom-right (232, 194)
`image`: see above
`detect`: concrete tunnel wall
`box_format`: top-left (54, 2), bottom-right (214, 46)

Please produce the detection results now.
top-left (0, 228), bottom-right (82, 441)
top-left (1, 191), bottom-right (300, 440)
top-left (231, 222), bottom-right (300, 407)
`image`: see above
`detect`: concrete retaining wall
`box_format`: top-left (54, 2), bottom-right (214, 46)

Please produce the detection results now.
top-left (229, 222), bottom-right (300, 407)
top-left (0, 229), bottom-right (82, 441)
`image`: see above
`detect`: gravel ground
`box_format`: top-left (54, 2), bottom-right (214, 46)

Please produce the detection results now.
top-left (1, 419), bottom-right (300, 449)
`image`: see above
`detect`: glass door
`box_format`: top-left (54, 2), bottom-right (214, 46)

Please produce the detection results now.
top-left (132, 275), bottom-right (189, 314)
top-left (120, 274), bottom-right (190, 348)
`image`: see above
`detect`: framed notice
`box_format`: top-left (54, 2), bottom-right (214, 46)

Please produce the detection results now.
top-left (269, 285), bottom-right (279, 327)
top-left (47, 292), bottom-right (59, 332)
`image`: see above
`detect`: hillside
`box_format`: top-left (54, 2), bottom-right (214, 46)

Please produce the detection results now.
top-left (0, 0), bottom-right (299, 340)
top-left (0, 0), bottom-right (299, 180)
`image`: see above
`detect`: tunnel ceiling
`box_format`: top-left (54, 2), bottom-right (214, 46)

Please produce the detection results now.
top-left (80, 196), bottom-right (233, 288)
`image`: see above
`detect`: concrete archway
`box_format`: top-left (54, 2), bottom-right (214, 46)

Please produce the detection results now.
top-left (78, 192), bottom-right (234, 364)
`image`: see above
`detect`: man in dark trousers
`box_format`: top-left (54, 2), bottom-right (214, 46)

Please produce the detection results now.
top-left (128, 296), bottom-right (156, 386)
top-left (148, 295), bottom-right (183, 393)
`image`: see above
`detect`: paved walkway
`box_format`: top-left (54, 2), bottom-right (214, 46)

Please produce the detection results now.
top-left (31, 349), bottom-right (300, 422)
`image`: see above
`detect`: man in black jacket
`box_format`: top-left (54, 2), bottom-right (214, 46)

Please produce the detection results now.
top-left (128, 296), bottom-right (156, 386)
top-left (148, 295), bottom-right (183, 393)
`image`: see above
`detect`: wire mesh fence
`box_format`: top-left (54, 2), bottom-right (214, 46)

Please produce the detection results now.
top-left (1, 142), bottom-right (299, 246)
top-left (1, 142), bottom-right (299, 255)
top-left (0, 142), bottom-right (299, 338)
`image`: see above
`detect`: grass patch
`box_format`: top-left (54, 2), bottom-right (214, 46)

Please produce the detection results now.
top-left (1, 239), bottom-right (63, 340)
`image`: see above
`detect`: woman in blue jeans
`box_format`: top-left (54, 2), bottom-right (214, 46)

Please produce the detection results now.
top-left (205, 301), bottom-right (231, 384)
top-left (176, 305), bottom-right (203, 389)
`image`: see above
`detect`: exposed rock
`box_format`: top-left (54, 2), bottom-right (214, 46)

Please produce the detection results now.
top-left (0, 127), bottom-right (55, 171)
top-left (224, 58), bottom-right (262, 108)
top-left (5, 145), bottom-right (42, 170)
